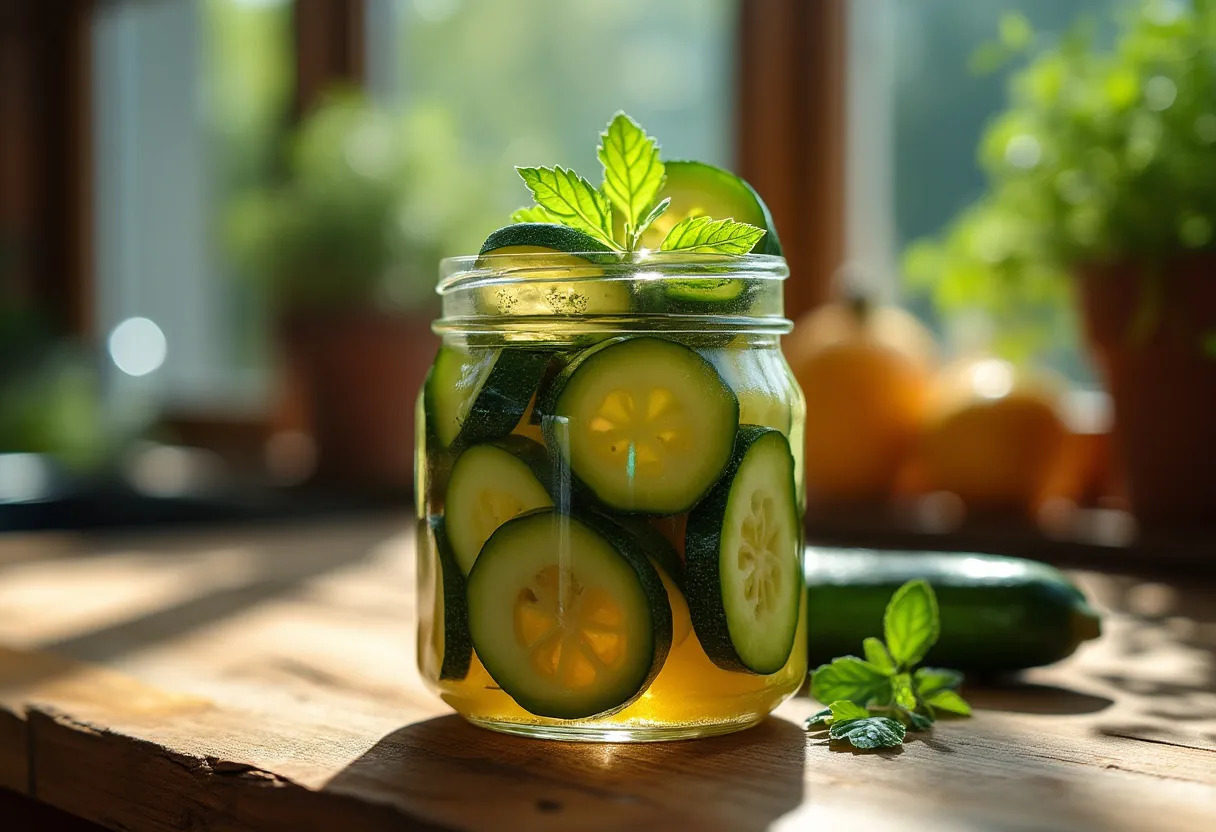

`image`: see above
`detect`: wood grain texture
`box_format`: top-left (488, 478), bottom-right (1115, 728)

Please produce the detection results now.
top-left (1, 517), bottom-right (1214, 832)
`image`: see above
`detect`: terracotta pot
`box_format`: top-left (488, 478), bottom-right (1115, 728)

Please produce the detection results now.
top-left (1076, 256), bottom-right (1216, 529)
top-left (278, 307), bottom-right (436, 490)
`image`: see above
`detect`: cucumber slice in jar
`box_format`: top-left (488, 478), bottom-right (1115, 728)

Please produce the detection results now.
top-left (539, 336), bottom-right (739, 515)
top-left (425, 346), bottom-right (552, 449)
top-left (467, 509), bottom-right (672, 720)
top-left (685, 427), bottom-right (801, 674)
top-left (419, 517), bottom-right (473, 681)
top-left (444, 437), bottom-right (554, 575)
top-left (475, 224), bottom-right (630, 316)
top-left (638, 161), bottom-right (782, 255)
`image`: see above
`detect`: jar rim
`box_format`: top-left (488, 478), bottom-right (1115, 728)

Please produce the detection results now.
top-left (437, 251), bottom-right (788, 295)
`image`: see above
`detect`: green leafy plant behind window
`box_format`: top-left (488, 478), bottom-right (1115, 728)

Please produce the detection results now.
top-left (905, 0), bottom-right (1216, 353)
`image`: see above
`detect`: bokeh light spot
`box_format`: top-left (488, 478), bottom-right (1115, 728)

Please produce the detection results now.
top-left (108, 317), bottom-right (167, 377)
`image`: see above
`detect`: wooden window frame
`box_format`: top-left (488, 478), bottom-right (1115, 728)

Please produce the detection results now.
top-left (737, 0), bottom-right (847, 321)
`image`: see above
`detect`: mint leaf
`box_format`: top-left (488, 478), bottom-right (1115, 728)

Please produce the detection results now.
top-left (511, 205), bottom-right (554, 224)
top-left (863, 637), bottom-right (897, 675)
top-left (516, 165), bottom-right (620, 250)
top-left (914, 667), bottom-right (963, 697)
top-left (828, 700), bottom-right (870, 722)
top-left (659, 215), bottom-right (766, 254)
top-left (925, 689), bottom-right (973, 716)
top-left (829, 717), bottom-right (907, 750)
top-left (883, 579), bottom-right (940, 668)
top-left (892, 672), bottom-right (918, 711)
top-left (810, 657), bottom-right (892, 706)
top-left (904, 710), bottom-right (935, 731)
top-left (631, 197), bottom-right (671, 249)
top-left (598, 112), bottom-right (665, 244)
top-left (804, 707), bottom-right (833, 729)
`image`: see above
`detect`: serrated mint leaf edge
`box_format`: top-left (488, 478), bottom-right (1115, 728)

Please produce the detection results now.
top-left (659, 215), bottom-right (766, 254)
top-left (597, 112), bottom-right (665, 238)
top-left (515, 165), bottom-right (621, 250)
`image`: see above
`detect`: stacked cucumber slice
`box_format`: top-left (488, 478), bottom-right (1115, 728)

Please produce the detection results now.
top-left (420, 163), bottom-right (801, 721)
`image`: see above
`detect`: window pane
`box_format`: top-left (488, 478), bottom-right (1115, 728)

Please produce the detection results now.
top-left (850, 0), bottom-right (1111, 381)
top-left (92, 0), bottom-right (293, 410)
top-left (367, 0), bottom-right (737, 256)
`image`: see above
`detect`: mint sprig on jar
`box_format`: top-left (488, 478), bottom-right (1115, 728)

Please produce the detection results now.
top-left (415, 111), bottom-right (803, 741)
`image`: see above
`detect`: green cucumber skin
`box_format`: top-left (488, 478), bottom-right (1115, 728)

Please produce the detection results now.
top-left (576, 511), bottom-right (674, 691)
top-left (662, 161), bottom-right (782, 256)
top-left (425, 347), bottom-right (553, 451)
top-left (429, 516), bottom-right (473, 680)
top-left (741, 177), bottom-right (783, 256)
top-left (685, 426), bottom-right (799, 675)
top-left (479, 223), bottom-right (616, 260)
top-left (804, 551), bottom-right (1102, 673)
top-left (537, 336), bottom-right (739, 516)
top-left (613, 516), bottom-right (686, 592)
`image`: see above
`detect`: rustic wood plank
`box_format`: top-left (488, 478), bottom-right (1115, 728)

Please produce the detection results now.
top-left (0, 518), bottom-right (1213, 831)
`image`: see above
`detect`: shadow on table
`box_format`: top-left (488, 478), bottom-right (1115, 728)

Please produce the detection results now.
top-left (966, 682), bottom-right (1114, 715)
top-left (323, 714), bottom-right (806, 831)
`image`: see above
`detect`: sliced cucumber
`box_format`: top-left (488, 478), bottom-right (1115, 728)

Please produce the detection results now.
top-left (479, 223), bottom-right (616, 260)
top-left (419, 516), bottom-right (472, 681)
top-left (666, 277), bottom-right (748, 305)
top-left (467, 509), bottom-right (672, 719)
top-left (686, 427), bottom-right (801, 674)
top-left (539, 336), bottom-right (739, 515)
top-left (425, 346), bottom-right (551, 449)
top-left (639, 161), bottom-right (781, 255)
top-left (476, 224), bottom-right (630, 316)
top-left (614, 516), bottom-right (692, 648)
top-left (444, 437), bottom-right (554, 574)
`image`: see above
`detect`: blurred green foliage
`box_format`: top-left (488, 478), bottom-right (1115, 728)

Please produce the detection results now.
top-left (225, 92), bottom-right (491, 312)
top-left (905, 0), bottom-right (1216, 352)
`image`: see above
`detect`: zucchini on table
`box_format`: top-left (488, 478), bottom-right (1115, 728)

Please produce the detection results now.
top-left (805, 549), bottom-right (1102, 672)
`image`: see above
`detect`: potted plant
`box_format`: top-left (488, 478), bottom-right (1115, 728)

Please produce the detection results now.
top-left (227, 92), bottom-right (489, 489)
top-left (905, 1), bottom-right (1216, 530)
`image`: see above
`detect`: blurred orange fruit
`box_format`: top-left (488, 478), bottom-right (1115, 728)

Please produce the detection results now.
top-left (785, 300), bottom-right (935, 505)
top-left (916, 357), bottom-right (1068, 513)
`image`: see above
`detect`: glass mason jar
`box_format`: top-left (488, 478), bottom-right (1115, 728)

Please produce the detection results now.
top-left (416, 251), bottom-right (806, 741)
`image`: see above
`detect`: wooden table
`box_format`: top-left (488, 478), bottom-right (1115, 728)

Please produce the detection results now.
top-left (1, 516), bottom-right (1213, 831)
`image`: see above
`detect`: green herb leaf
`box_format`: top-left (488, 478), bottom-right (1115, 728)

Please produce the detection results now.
top-left (828, 700), bottom-right (871, 722)
top-left (892, 672), bottom-right (918, 711)
top-left (511, 205), bottom-right (555, 224)
top-left (516, 165), bottom-right (620, 250)
top-left (884, 579), bottom-right (940, 668)
top-left (810, 657), bottom-right (892, 707)
top-left (829, 717), bottom-right (907, 750)
top-left (903, 710), bottom-right (935, 731)
top-left (925, 689), bottom-right (973, 716)
top-left (631, 197), bottom-right (671, 249)
top-left (598, 112), bottom-right (665, 244)
top-left (863, 637), bottom-right (897, 675)
top-left (659, 215), bottom-right (766, 254)
top-left (804, 707), bottom-right (834, 729)
top-left (914, 667), bottom-right (964, 697)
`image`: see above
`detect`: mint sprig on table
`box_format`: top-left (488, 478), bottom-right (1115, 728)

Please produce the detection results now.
top-left (511, 112), bottom-right (765, 254)
top-left (806, 580), bottom-right (972, 750)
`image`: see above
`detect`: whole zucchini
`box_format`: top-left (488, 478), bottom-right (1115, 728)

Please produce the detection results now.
top-left (806, 549), bottom-right (1102, 673)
